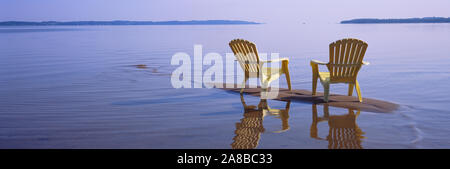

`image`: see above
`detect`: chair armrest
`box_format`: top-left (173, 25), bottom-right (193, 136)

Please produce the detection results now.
top-left (362, 61), bottom-right (370, 65)
top-left (310, 59), bottom-right (328, 65)
top-left (260, 57), bottom-right (289, 63)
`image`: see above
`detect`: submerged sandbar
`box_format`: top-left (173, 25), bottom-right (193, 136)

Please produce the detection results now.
top-left (218, 84), bottom-right (399, 113)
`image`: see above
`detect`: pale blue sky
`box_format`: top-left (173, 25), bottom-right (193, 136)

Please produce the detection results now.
top-left (1, 0), bottom-right (449, 23)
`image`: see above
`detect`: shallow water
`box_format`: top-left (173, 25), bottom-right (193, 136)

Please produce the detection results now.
top-left (0, 23), bottom-right (449, 148)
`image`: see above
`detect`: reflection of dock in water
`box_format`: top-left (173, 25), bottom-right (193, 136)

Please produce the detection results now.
top-left (310, 104), bottom-right (365, 149)
top-left (231, 94), bottom-right (291, 149)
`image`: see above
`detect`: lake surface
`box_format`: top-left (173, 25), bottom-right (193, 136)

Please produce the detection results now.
top-left (0, 23), bottom-right (449, 148)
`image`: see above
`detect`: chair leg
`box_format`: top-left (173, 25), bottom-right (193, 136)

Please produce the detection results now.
top-left (348, 83), bottom-right (354, 96)
top-left (312, 76), bottom-right (318, 95)
top-left (285, 72), bottom-right (292, 91)
top-left (311, 62), bottom-right (319, 95)
top-left (323, 83), bottom-right (330, 102)
top-left (240, 77), bottom-right (249, 94)
top-left (282, 60), bottom-right (292, 91)
top-left (260, 80), bottom-right (271, 99)
top-left (355, 80), bottom-right (362, 102)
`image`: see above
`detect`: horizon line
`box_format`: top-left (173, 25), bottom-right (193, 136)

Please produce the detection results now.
top-left (0, 20), bottom-right (264, 26)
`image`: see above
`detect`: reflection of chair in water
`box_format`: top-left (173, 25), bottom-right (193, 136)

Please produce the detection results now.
top-left (310, 104), bottom-right (365, 149)
top-left (231, 94), bottom-right (291, 149)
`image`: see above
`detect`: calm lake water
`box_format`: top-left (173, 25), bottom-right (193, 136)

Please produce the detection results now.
top-left (0, 23), bottom-right (449, 148)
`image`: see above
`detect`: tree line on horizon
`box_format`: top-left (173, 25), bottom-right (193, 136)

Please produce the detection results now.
top-left (341, 17), bottom-right (450, 24)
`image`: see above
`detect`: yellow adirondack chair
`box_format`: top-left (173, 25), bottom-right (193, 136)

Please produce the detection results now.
top-left (229, 39), bottom-right (291, 93)
top-left (310, 38), bottom-right (370, 102)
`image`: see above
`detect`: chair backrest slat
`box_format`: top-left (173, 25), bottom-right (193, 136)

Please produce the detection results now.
top-left (327, 38), bottom-right (368, 83)
top-left (347, 41), bottom-right (360, 78)
top-left (229, 39), bottom-right (260, 73)
top-left (342, 39), bottom-right (353, 77)
top-left (338, 39), bottom-right (347, 77)
top-left (329, 42), bottom-right (335, 76)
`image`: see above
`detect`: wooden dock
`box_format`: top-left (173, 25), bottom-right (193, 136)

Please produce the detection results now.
top-left (219, 85), bottom-right (398, 113)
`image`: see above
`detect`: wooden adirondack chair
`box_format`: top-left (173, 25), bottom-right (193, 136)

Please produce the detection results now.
top-left (310, 38), bottom-right (370, 102)
top-left (229, 39), bottom-right (291, 93)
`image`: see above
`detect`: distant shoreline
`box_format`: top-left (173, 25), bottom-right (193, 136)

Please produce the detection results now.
top-left (341, 17), bottom-right (450, 24)
top-left (0, 20), bottom-right (262, 26)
